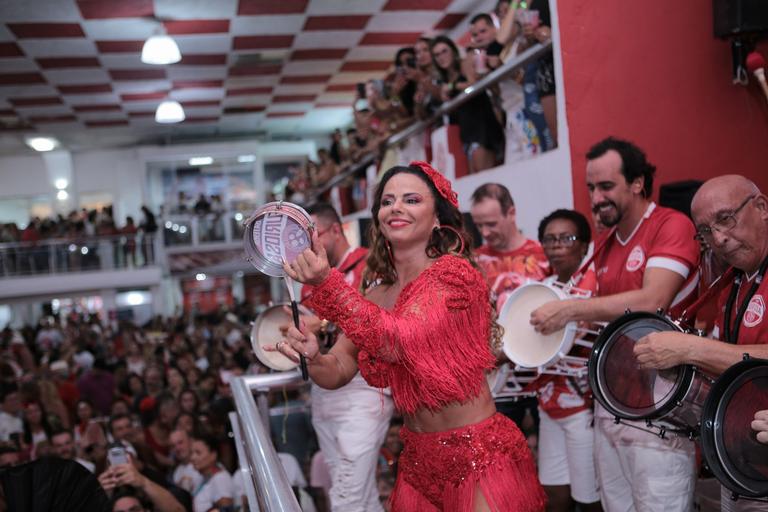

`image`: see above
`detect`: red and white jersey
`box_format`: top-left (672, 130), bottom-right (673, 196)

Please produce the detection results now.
top-left (595, 203), bottom-right (700, 318)
top-left (713, 270), bottom-right (768, 345)
top-left (475, 239), bottom-right (551, 308)
top-left (300, 246), bottom-right (368, 302)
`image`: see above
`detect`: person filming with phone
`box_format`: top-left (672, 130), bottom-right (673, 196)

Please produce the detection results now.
top-left (98, 445), bottom-right (185, 512)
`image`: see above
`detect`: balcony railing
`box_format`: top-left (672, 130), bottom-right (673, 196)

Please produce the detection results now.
top-left (230, 371), bottom-right (304, 512)
top-left (0, 233), bottom-right (158, 278)
top-left (161, 211), bottom-right (249, 249)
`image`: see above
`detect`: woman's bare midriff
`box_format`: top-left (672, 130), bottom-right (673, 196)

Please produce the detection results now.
top-left (404, 383), bottom-right (497, 433)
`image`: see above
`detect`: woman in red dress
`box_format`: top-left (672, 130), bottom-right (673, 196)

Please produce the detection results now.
top-left (277, 162), bottom-right (545, 511)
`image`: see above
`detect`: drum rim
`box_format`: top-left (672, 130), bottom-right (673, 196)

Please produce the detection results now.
top-left (243, 201), bottom-right (314, 277)
top-left (589, 311), bottom-right (693, 420)
top-left (499, 281), bottom-right (576, 368)
top-left (250, 302), bottom-right (311, 371)
top-left (700, 358), bottom-right (768, 498)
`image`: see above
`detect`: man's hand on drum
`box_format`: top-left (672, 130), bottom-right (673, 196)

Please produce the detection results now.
top-left (530, 300), bottom-right (573, 334)
top-left (751, 410), bottom-right (768, 444)
top-left (283, 231), bottom-right (331, 286)
top-left (264, 322), bottom-right (320, 363)
top-left (633, 331), bottom-right (692, 370)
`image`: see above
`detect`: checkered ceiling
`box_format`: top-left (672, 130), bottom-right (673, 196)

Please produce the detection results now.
top-left (0, 0), bottom-right (486, 153)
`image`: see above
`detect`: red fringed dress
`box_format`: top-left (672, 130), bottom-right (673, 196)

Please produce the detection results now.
top-left (308, 255), bottom-right (546, 511)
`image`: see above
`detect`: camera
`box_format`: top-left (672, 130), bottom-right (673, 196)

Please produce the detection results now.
top-left (405, 56), bottom-right (416, 68)
top-left (107, 445), bottom-right (128, 466)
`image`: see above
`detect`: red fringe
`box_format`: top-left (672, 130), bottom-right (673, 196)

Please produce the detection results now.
top-left (309, 255), bottom-right (496, 415)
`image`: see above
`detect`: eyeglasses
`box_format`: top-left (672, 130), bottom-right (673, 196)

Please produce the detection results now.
top-left (541, 234), bottom-right (579, 248)
top-left (694, 194), bottom-right (755, 243)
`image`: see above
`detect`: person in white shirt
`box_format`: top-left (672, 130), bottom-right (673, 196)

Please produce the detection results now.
top-left (0, 384), bottom-right (23, 442)
top-left (169, 428), bottom-right (203, 494)
top-left (189, 432), bottom-right (234, 512)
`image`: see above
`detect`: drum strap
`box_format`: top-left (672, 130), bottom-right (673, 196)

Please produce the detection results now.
top-left (724, 254), bottom-right (768, 344)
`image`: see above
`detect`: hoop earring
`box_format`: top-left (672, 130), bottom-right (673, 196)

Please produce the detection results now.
top-left (435, 225), bottom-right (465, 254)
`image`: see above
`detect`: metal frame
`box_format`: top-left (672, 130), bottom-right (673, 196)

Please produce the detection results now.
top-left (230, 371), bottom-right (304, 512)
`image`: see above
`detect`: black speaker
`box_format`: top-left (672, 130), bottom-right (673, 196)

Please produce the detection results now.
top-left (714, 0), bottom-right (768, 38)
top-left (659, 180), bottom-right (703, 220)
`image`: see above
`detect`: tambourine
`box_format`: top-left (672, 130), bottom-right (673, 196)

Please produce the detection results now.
top-left (243, 201), bottom-right (314, 379)
top-left (243, 201), bottom-right (314, 277)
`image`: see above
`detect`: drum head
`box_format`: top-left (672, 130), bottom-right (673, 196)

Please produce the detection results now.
top-left (243, 202), bottom-right (313, 277)
top-left (499, 282), bottom-right (576, 368)
top-left (701, 358), bottom-right (768, 498)
top-left (250, 303), bottom-right (310, 371)
top-left (589, 312), bottom-right (691, 420)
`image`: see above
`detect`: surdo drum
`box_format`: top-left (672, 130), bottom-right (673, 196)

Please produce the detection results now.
top-left (588, 311), bottom-right (712, 437)
top-left (700, 357), bottom-right (768, 500)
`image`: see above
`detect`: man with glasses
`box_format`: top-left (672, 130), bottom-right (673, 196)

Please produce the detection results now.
top-left (633, 175), bottom-right (768, 512)
top-left (292, 203), bottom-right (393, 512)
top-left (530, 137), bottom-right (700, 512)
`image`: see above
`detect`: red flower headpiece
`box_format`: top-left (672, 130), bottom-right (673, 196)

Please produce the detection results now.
top-left (409, 161), bottom-right (459, 208)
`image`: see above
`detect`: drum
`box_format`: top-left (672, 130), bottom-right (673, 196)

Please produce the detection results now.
top-left (700, 357), bottom-right (768, 499)
top-left (243, 201), bottom-right (314, 277)
top-left (498, 281), bottom-right (591, 370)
top-left (589, 311), bottom-right (712, 436)
top-left (250, 303), bottom-right (311, 371)
top-left (487, 363), bottom-right (538, 403)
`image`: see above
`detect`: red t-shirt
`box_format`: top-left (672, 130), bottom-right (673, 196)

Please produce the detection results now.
top-left (475, 240), bottom-right (550, 308)
top-left (713, 270), bottom-right (768, 345)
top-left (595, 203), bottom-right (700, 318)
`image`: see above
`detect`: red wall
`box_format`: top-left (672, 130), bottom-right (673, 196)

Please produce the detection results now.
top-left (558, 1), bottom-right (768, 216)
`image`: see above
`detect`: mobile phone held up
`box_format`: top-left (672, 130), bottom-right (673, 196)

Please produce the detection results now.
top-left (107, 445), bottom-right (129, 466)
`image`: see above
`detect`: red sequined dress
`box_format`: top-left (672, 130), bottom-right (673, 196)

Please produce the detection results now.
top-left (308, 255), bottom-right (545, 511)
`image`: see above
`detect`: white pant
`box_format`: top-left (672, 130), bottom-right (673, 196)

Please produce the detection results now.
top-left (594, 418), bottom-right (696, 512)
top-left (311, 376), bottom-right (394, 512)
top-left (538, 408), bottom-right (600, 504)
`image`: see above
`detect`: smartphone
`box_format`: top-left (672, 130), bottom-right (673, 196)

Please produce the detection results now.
top-left (405, 56), bottom-right (416, 68)
top-left (356, 82), bottom-right (366, 100)
top-left (107, 445), bottom-right (129, 466)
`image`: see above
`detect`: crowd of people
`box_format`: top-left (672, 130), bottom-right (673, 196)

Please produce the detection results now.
top-left (287, 0), bottom-right (557, 204)
top-left (0, 206), bottom-right (158, 275)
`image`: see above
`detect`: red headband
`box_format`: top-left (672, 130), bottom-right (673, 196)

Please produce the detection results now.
top-left (409, 161), bottom-right (459, 208)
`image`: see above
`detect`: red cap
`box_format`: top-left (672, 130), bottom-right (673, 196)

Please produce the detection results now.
top-left (746, 51), bottom-right (766, 74)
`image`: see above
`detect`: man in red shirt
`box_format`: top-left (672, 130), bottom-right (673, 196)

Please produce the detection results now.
top-left (470, 183), bottom-right (550, 428)
top-left (634, 175), bottom-right (768, 512)
top-left (297, 203), bottom-right (394, 512)
top-left (531, 137), bottom-right (700, 512)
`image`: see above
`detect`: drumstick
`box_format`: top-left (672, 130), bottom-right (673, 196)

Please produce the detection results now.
top-left (284, 274), bottom-right (309, 380)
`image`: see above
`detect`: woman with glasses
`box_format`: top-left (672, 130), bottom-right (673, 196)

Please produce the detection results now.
top-left (535, 209), bottom-right (602, 512)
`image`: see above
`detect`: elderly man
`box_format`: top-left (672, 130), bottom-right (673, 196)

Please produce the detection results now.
top-left (633, 175), bottom-right (768, 512)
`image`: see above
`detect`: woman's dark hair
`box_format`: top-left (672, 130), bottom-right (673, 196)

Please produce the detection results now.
top-left (394, 46), bottom-right (415, 67)
top-left (586, 137), bottom-right (656, 198)
top-left (537, 209), bottom-right (592, 244)
top-left (363, 165), bottom-right (474, 287)
top-left (22, 400), bottom-right (53, 446)
top-left (191, 431), bottom-right (219, 456)
top-left (429, 35), bottom-right (461, 83)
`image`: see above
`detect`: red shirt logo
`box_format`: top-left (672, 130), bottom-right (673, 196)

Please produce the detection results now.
top-left (625, 246), bottom-right (645, 272)
top-left (743, 294), bottom-right (765, 328)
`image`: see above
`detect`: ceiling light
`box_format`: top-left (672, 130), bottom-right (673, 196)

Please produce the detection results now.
top-left (189, 156), bottom-right (213, 166)
top-left (26, 136), bottom-right (59, 152)
top-left (155, 100), bottom-right (185, 124)
top-left (141, 34), bottom-right (181, 65)
top-left (195, 273), bottom-right (207, 281)
top-left (57, 190), bottom-right (69, 201)
top-left (54, 178), bottom-right (68, 190)
top-left (238, 154), bottom-right (256, 163)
